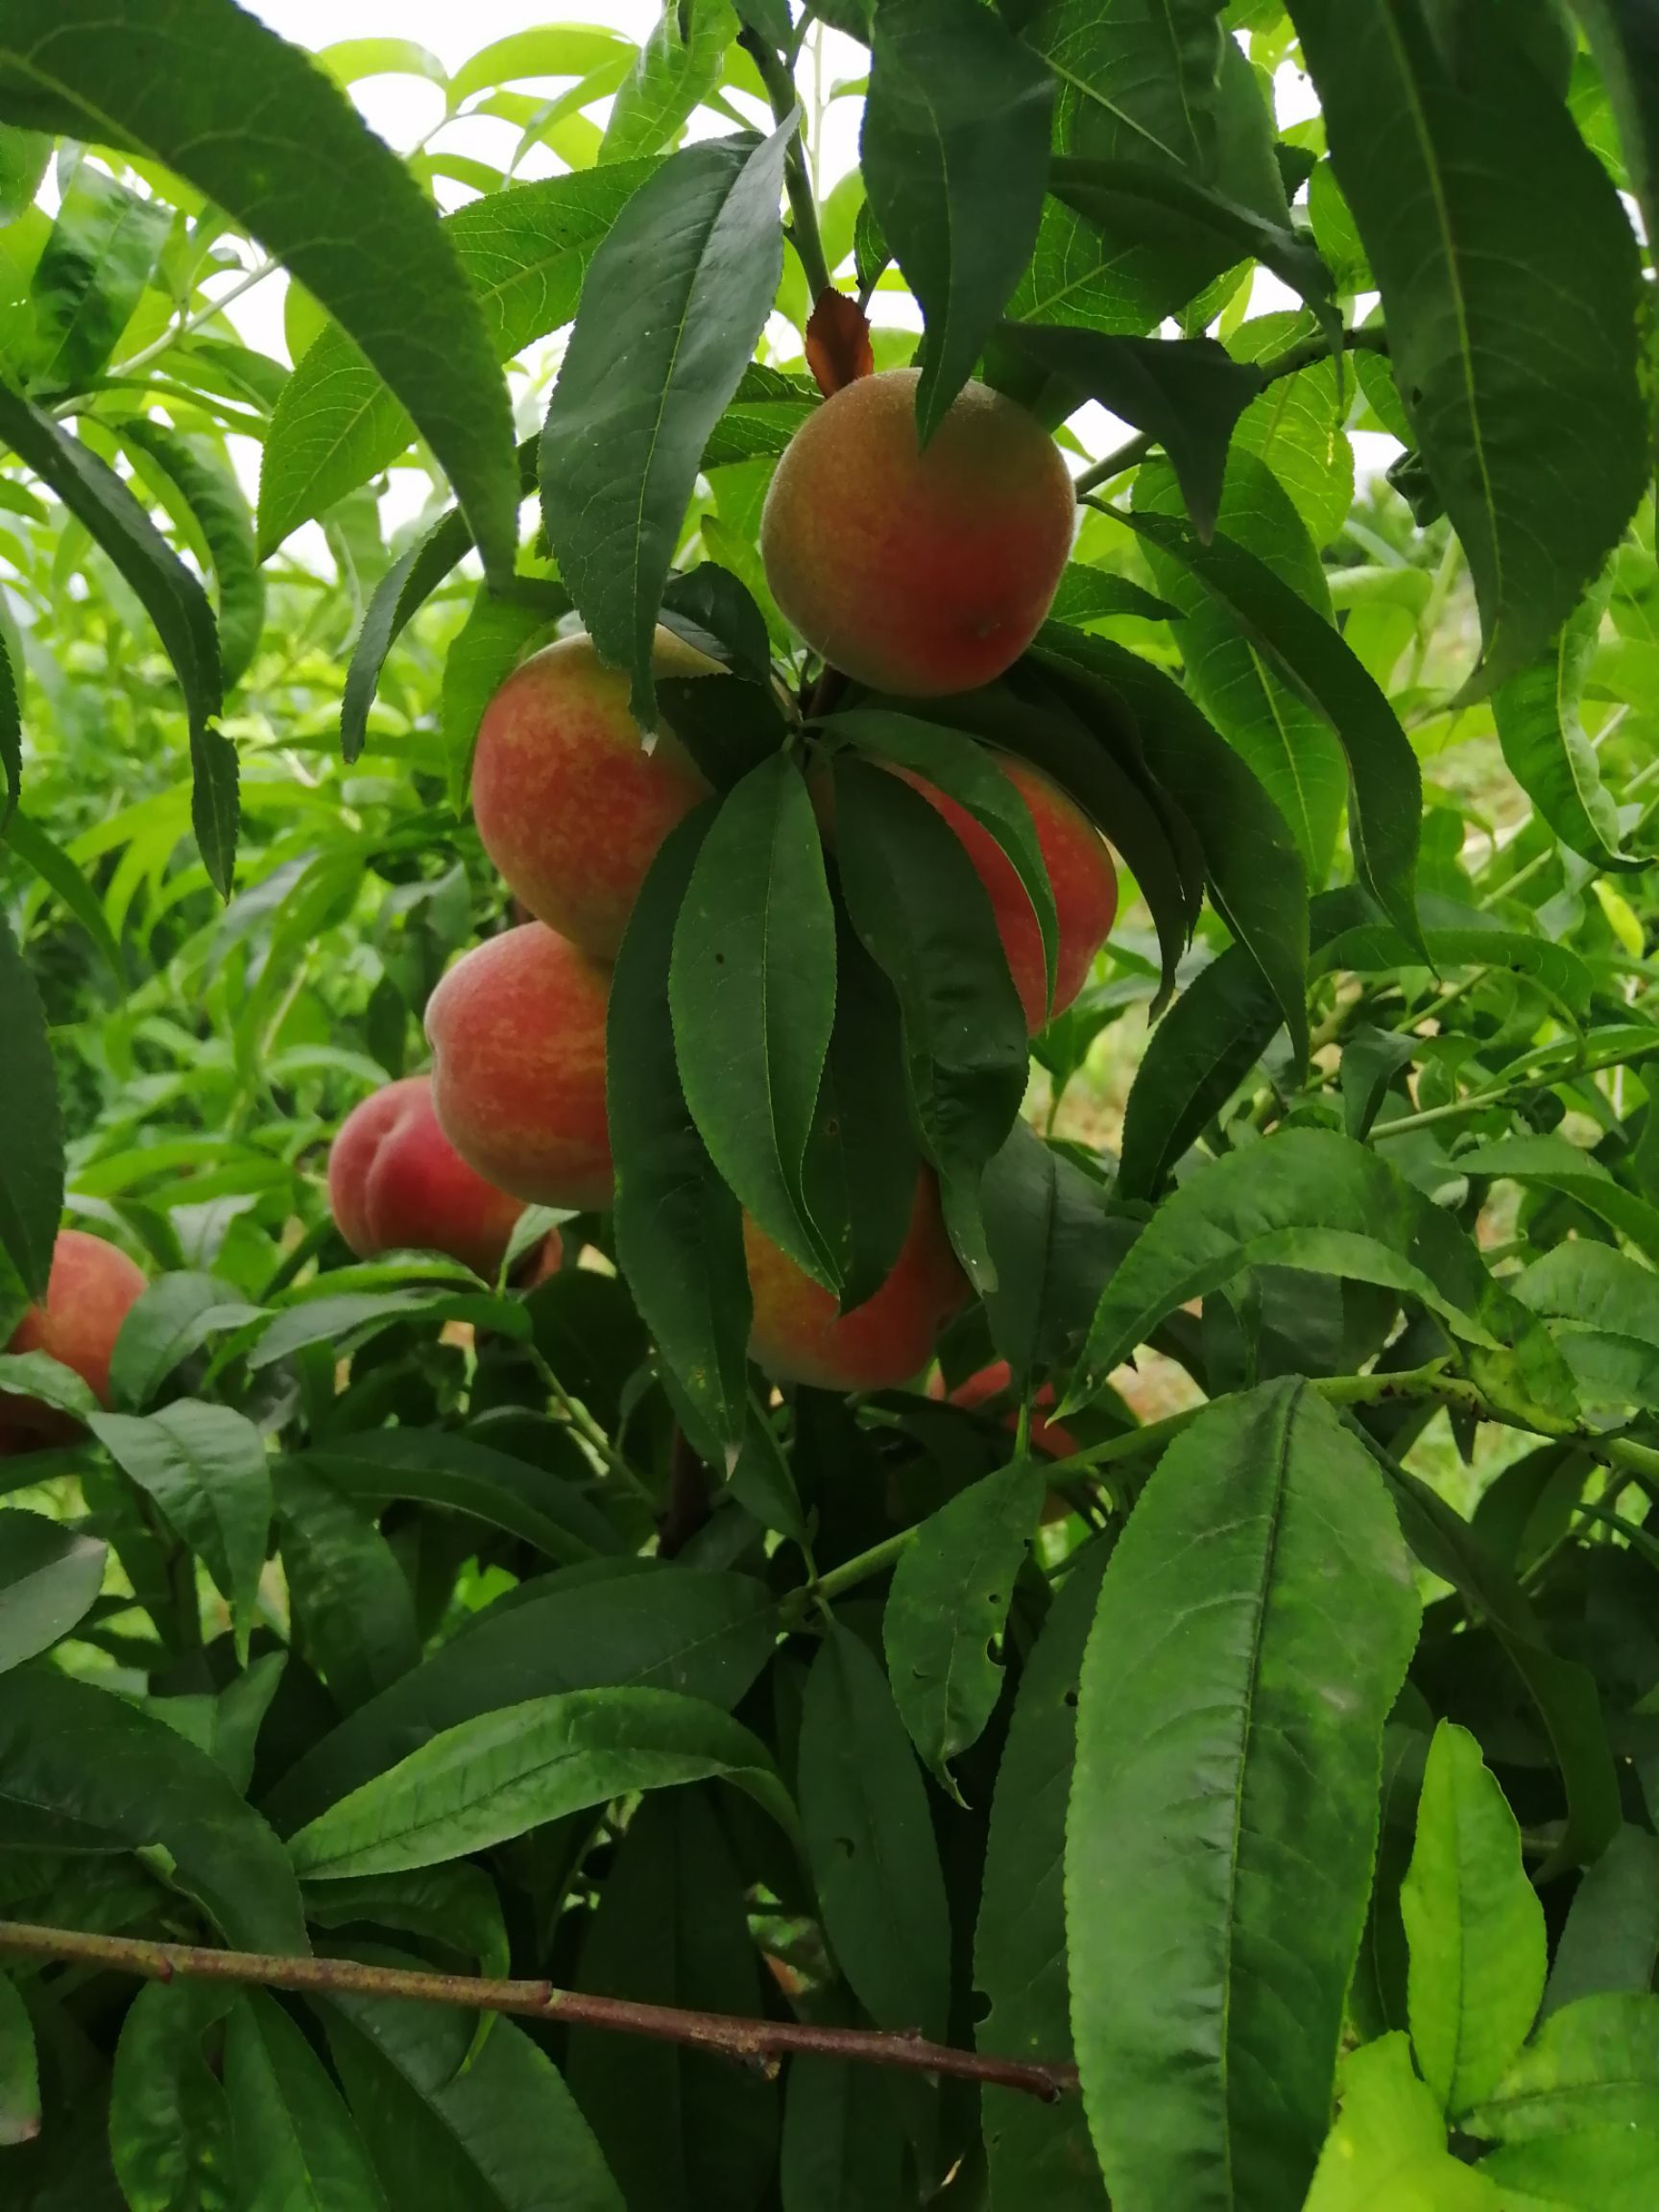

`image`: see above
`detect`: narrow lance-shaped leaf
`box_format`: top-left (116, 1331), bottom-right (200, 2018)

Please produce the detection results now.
top-left (0, 382), bottom-right (237, 895)
top-left (669, 755), bottom-right (839, 1286)
top-left (541, 127), bottom-right (790, 723)
top-left (23, 162), bottom-right (170, 396)
top-left (119, 418), bottom-right (266, 691)
top-left (0, 1970), bottom-right (38, 2148)
top-left (0, 1508), bottom-right (107, 1676)
top-left (600, 0), bottom-right (738, 164)
top-left (1068, 1381), bottom-right (1421, 2212)
top-left (1492, 568), bottom-right (1635, 872)
top-left (1287, 0), bottom-right (1647, 688)
top-left (0, 0), bottom-right (519, 577)
top-left (0, 907), bottom-right (61, 1298)
top-left (0, 616), bottom-right (17, 822)
top-left (860, 0), bottom-right (1054, 438)
top-left (1108, 504), bottom-right (1422, 953)
top-left (224, 1988), bottom-right (391, 2212)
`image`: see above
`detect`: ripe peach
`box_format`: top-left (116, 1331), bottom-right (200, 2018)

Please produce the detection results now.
top-left (471, 629), bottom-right (715, 961)
top-left (1, 1230), bottom-right (147, 1447)
top-left (744, 1173), bottom-right (969, 1390)
top-left (425, 924), bottom-right (613, 1212)
top-left (893, 754), bottom-right (1116, 1030)
top-left (327, 1074), bottom-right (534, 1279)
top-left (760, 369), bottom-right (1074, 696)
top-left (930, 1358), bottom-right (1079, 1460)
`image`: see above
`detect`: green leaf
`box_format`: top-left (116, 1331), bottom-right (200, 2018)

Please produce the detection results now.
top-left (1303, 2033), bottom-right (1502, 2211)
top-left (0, 1969), bottom-right (38, 2148)
top-left (1111, 504), bottom-right (1423, 950)
top-left (258, 169), bottom-right (648, 558)
top-left (780, 2057), bottom-right (908, 2211)
top-left (1573, 1), bottom-right (1659, 262)
top-left (1492, 574), bottom-right (1635, 872)
top-left (1543, 1826), bottom-right (1659, 2020)
top-left (0, 909), bottom-right (62, 1299)
top-left (0, 1), bottom-right (518, 577)
top-left (1458, 1137), bottom-right (1659, 1267)
top-left (1463, 1991), bottom-right (1659, 2142)
top-left (1049, 562), bottom-right (1177, 627)
top-left (0, 1507), bottom-right (107, 1674)
top-left (108, 1271), bottom-right (265, 1412)
top-left (798, 1623), bottom-right (951, 2039)
top-left (324, 1986), bottom-right (624, 2212)
top-left (0, 382), bottom-right (235, 895)
top-left (263, 1563), bottom-right (776, 1835)
top-left (319, 36), bottom-right (447, 88)
top-left (700, 360), bottom-right (819, 469)
top-left (248, 1286), bottom-right (528, 1372)
top-left (828, 707), bottom-right (1059, 1013)
top-left (565, 1789), bottom-right (778, 2208)
top-left (109, 1981), bottom-right (235, 2212)
top-left (224, 1989), bottom-right (390, 2212)
top-left (296, 1430), bottom-right (618, 1566)
top-left (1479, 2124), bottom-right (1659, 2212)
top-left (976, 1544), bottom-right (1111, 2209)
top-left (1512, 1243), bottom-right (1659, 1415)
top-left (670, 755), bottom-right (839, 1286)
top-left (0, 123), bottom-right (47, 225)
top-left (23, 162), bottom-right (169, 395)
top-left (1133, 445), bottom-right (1348, 885)
top-left (601, 0), bottom-right (737, 163)
top-left (272, 1460), bottom-right (421, 1716)
top-left (446, 26), bottom-right (635, 106)
top-left (89, 1401), bottom-right (271, 1666)
top-left (289, 1687), bottom-right (795, 1879)
top-left (301, 1863), bottom-right (508, 1982)
top-left (860, 0), bottom-right (1054, 438)
top-left (1116, 942), bottom-right (1279, 1198)
top-left (0, 1349), bottom-right (98, 1424)
top-left (1029, 0), bottom-right (1226, 172)
top-left (0, 617), bottom-right (17, 824)
top-left (883, 1457), bottom-right (1044, 1793)
top-left (1009, 327), bottom-right (1262, 539)
top-left (1067, 1128), bottom-right (1492, 1408)
top-left (1069, 1381), bottom-right (1422, 2212)
top-left (1402, 1721), bottom-right (1548, 2117)
top-left (1228, 311), bottom-right (1356, 551)
top-left (341, 508), bottom-right (471, 764)
top-left (610, 808), bottom-right (752, 1458)
top-left (119, 419), bottom-right (264, 691)
top-left (1288, 0), bottom-right (1647, 688)
top-left (832, 755), bottom-right (1028, 1211)
top-left (540, 128), bottom-right (790, 723)
top-left (0, 1668), bottom-right (306, 1950)
top-left (1039, 625), bottom-right (1310, 1068)
top-left (4, 806), bottom-right (125, 979)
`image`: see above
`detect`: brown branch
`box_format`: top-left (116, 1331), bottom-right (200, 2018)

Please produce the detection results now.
top-left (0, 1920), bottom-right (1078, 2102)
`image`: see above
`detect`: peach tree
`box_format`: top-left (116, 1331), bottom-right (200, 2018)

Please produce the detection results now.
top-left (1, 1), bottom-right (1659, 2206)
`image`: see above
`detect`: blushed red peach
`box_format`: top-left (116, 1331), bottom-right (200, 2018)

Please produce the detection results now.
top-left (930, 1358), bottom-right (1080, 1460)
top-left (424, 924), bottom-right (613, 1213)
top-left (760, 370), bottom-right (1074, 696)
top-left (470, 629), bottom-right (714, 961)
top-left (894, 753), bottom-right (1117, 1030)
top-left (327, 1073), bottom-right (532, 1279)
top-left (744, 1173), bottom-right (969, 1390)
top-left (1, 1229), bottom-right (147, 1449)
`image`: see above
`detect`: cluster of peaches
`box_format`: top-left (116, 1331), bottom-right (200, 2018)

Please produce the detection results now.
top-left (2, 373), bottom-right (1113, 1470)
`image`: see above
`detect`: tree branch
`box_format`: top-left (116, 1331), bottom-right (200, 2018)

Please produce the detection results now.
top-left (1072, 324), bottom-right (1391, 496)
top-left (0, 1921), bottom-right (1078, 2102)
top-left (739, 33), bottom-right (831, 301)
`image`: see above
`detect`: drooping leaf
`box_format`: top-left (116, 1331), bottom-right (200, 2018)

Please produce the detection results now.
top-left (90, 1401), bottom-right (271, 1665)
top-left (601, 0), bottom-right (737, 164)
top-left (3, 806), bottom-right (126, 979)
top-left (109, 1980), bottom-right (235, 2212)
top-left (0, 1349), bottom-right (98, 1422)
top-left (0, 1667), bottom-right (306, 1951)
top-left (0, 907), bottom-right (61, 1298)
top-left (540, 128), bottom-right (790, 722)
top-left (1066, 1128), bottom-right (1492, 1409)
top-left (1492, 572), bottom-right (1635, 872)
top-left (264, 1563), bottom-right (776, 1834)
top-left (0, 619), bottom-right (17, 824)
top-left (224, 1988), bottom-right (390, 2212)
top-left (860, 0), bottom-right (1054, 437)
top-left (116, 418), bottom-right (265, 691)
top-left (23, 162), bottom-right (169, 396)
top-left (979, 1118), bottom-right (1118, 1382)
top-left (1069, 1382), bottom-right (1421, 2212)
top-left (976, 1542), bottom-right (1111, 2211)
top-left (883, 1456), bottom-right (1045, 1793)
top-left (108, 1271), bottom-right (266, 1412)
top-left (0, 1508), bottom-right (107, 1675)
top-left (798, 1623), bottom-right (951, 2039)
top-left (1401, 1720), bottom-right (1548, 2117)
top-left (0, 0), bottom-right (520, 578)
top-left (259, 166), bottom-right (650, 555)
top-left (1543, 1825), bottom-right (1659, 2020)
top-left (290, 1687), bottom-right (795, 1879)
top-left (565, 1788), bottom-right (779, 2211)
top-left (1288, 0), bottom-right (1647, 687)
top-left (324, 1986), bottom-right (624, 2212)
top-left (670, 755), bottom-right (839, 1286)
top-left (272, 1459), bottom-right (421, 1716)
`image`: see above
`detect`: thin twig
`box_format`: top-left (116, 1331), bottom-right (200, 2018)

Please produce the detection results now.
top-left (0, 1922), bottom-right (1078, 2101)
top-left (740, 32), bottom-right (831, 300)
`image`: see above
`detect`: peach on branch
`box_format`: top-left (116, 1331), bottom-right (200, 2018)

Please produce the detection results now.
top-left (327, 1073), bottom-right (536, 1279)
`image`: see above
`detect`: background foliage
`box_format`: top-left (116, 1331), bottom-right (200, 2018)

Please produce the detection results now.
top-left (4, 1), bottom-right (1659, 2207)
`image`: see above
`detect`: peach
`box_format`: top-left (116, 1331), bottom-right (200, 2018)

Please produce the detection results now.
top-left (744, 1173), bottom-right (969, 1390)
top-left (893, 754), bottom-right (1117, 1030)
top-left (424, 924), bottom-right (613, 1212)
top-left (327, 1074), bottom-right (533, 1279)
top-left (931, 1358), bottom-right (1079, 1460)
top-left (470, 629), bottom-right (715, 961)
top-left (1, 1229), bottom-right (147, 1447)
top-left (760, 369), bottom-right (1074, 696)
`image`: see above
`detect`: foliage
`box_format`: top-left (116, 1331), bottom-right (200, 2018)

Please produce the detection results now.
top-left (2, 2), bottom-right (1659, 2207)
